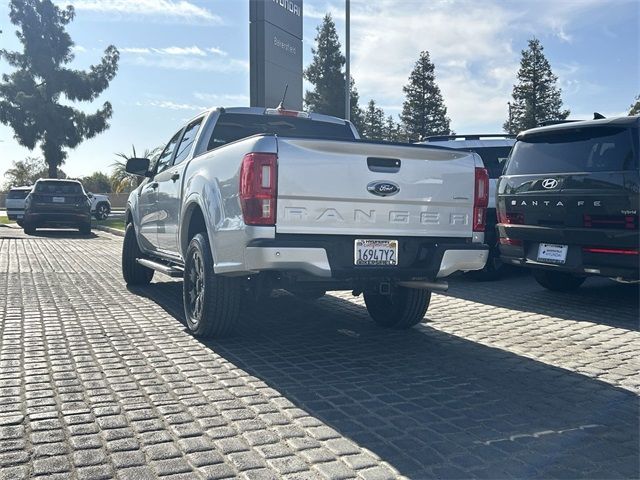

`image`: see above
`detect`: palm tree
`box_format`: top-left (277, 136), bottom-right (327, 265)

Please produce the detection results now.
top-left (110, 145), bottom-right (162, 193)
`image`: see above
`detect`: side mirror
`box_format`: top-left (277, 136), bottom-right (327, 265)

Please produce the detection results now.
top-left (125, 157), bottom-right (151, 177)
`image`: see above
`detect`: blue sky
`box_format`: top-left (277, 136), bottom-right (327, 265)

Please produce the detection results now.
top-left (0, 0), bottom-right (638, 180)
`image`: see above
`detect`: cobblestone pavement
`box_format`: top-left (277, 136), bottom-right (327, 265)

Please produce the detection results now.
top-left (0, 227), bottom-right (638, 479)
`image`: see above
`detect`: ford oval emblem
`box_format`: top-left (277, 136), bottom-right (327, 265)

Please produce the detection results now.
top-left (367, 181), bottom-right (400, 197)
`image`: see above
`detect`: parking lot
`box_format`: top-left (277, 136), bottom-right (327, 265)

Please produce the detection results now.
top-left (0, 226), bottom-right (638, 480)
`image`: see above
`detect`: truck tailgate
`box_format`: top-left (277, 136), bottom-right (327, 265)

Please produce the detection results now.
top-left (276, 138), bottom-right (479, 238)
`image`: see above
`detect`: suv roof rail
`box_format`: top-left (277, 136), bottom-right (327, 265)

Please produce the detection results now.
top-left (423, 134), bottom-right (516, 142)
top-left (537, 119), bottom-right (582, 127)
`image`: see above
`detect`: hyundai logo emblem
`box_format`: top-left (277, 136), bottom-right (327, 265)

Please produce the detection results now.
top-left (541, 178), bottom-right (559, 189)
top-left (367, 181), bottom-right (400, 197)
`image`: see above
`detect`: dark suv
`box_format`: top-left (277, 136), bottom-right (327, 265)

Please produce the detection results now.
top-left (497, 116), bottom-right (639, 291)
top-left (23, 179), bottom-right (92, 235)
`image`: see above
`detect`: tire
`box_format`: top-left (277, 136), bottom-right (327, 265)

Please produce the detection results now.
top-left (364, 287), bottom-right (431, 329)
top-left (290, 289), bottom-right (326, 300)
top-left (23, 223), bottom-right (36, 235)
top-left (183, 233), bottom-right (242, 338)
top-left (94, 203), bottom-right (110, 221)
top-left (79, 222), bottom-right (91, 235)
top-left (122, 223), bottom-right (154, 285)
top-left (533, 269), bottom-right (586, 292)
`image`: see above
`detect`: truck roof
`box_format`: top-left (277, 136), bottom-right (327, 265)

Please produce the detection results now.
top-left (518, 115), bottom-right (639, 140)
top-left (190, 106), bottom-right (349, 126)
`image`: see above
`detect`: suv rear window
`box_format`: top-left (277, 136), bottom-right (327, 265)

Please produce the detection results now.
top-left (35, 182), bottom-right (84, 194)
top-left (207, 113), bottom-right (355, 151)
top-left (506, 126), bottom-right (638, 175)
top-left (468, 146), bottom-right (512, 178)
top-left (8, 189), bottom-right (31, 199)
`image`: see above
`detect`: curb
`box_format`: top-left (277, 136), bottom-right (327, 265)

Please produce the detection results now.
top-left (94, 225), bottom-right (125, 237)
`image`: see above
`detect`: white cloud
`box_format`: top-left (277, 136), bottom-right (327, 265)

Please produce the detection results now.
top-left (193, 92), bottom-right (250, 106)
top-left (62, 0), bottom-right (222, 24)
top-left (118, 44), bottom-right (247, 72)
top-left (71, 45), bottom-right (87, 53)
top-left (125, 55), bottom-right (248, 73)
top-left (208, 47), bottom-right (228, 57)
top-left (154, 46), bottom-right (207, 56)
top-left (139, 100), bottom-right (207, 111)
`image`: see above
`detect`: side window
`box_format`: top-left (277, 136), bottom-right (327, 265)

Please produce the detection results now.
top-left (173, 119), bottom-right (203, 166)
top-left (155, 130), bottom-right (182, 174)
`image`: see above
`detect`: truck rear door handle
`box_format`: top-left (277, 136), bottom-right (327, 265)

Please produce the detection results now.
top-left (171, 173), bottom-right (180, 182)
top-left (367, 157), bottom-right (401, 173)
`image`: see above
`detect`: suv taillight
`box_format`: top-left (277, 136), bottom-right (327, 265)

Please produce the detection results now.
top-left (473, 167), bottom-right (489, 232)
top-left (240, 153), bottom-right (277, 226)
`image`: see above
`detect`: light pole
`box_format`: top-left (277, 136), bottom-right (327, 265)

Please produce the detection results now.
top-left (345, 0), bottom-right (350, 121)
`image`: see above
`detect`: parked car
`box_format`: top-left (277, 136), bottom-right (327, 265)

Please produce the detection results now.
top-left (23, 179), bottom-right (92, 235)
top-left (421, 134), bottom-right (515, 279)
top-left (6, 186), bottom-right (32, 226)
top-left (497, 115), bottom-right (639, 291)
top-left (87, 193), bottom-right (111, 220)
top-left (122, 106), bottom-right (490, 337)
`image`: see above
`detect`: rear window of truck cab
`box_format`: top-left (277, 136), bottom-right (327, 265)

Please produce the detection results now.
top-left (207, 113), bottom-right (355, 151)
top-left (506, 126), bottom-right (638, 175)
top-left (35, 181), bottom-right (84, 194)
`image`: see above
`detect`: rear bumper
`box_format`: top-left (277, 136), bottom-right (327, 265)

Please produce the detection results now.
top-left (498, 224), bottom-right (639, 280)
top-left (26, 211), bottom-right (91, 226)
top-left (245, 234), bottom-right (488, 281)
top-left (7, 209), bottom-right (24, 220)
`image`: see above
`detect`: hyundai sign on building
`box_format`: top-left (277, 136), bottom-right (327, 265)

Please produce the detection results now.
top-left (250, 0), bottom-right (304, 110)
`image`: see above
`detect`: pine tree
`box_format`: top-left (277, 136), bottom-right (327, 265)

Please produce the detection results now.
top-left (400, 51), bottom-right (451, 141)
top-left (0, 0), bottom-right (119, 178)
top-left (629, 95), bottom-right (640, 116)
top-left (383, 115), bottom-right (401, 142)
top-left (349, 77), bottom-right (365, 133)
top-left (504, 38), bottom-right (569, 133)
top-left (361, 100), bottom-right (386, 140)
top-left (304, 14), bottom-right (363, 123)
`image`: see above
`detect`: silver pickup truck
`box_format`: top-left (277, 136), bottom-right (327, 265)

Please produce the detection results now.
top-left (123, 107), bottom-right (489, 337)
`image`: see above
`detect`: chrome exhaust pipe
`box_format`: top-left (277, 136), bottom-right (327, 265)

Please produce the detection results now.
top-left (397, 280), bottom-right (449, 292)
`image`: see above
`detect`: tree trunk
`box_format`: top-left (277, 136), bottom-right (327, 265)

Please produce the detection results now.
top-left (48, 162), bottom-right (57, 179)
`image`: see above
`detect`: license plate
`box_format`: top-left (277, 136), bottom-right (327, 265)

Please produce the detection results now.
top-left (52, 197), bottom-right (65, 203)
top-left (17, 214), bottom-right (23, 219)
top-left (537, 243), bottom-right (568, 264)
top-left (354, 239), bottom-right (398, 266)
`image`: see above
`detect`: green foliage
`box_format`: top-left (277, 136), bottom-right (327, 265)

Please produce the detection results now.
top-left (504, 38), bottom-right (569, 133)
top-left (361, 100), bottom-right (386, 140)
top-left (111, 145), bottom-right (162, 193)
top-left (383, 115), bottom-right (404, 142)
top-left (629, 95), bottom-right (640, 116)
top-left (81, 171), bottom-right (111, 193)
top-left (0, 0), bottom-right (119, 179)
top-left (348, 77), bottom-right (365, 134)
top-left (2, 156), bottom-right (65, 190)
top-left (400, 51), bottom-right (451, 141)
top-left (304, 14), bottom-right (363, 124)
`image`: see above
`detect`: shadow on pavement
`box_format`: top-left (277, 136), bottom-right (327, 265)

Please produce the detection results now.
top-left (446, 273), bottom-right (639, 331)
top-left (131, 280), bottom-right (639, 479)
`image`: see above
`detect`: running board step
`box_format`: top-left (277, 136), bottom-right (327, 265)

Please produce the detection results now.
top-left (136, 258), bottom-right (183, 278)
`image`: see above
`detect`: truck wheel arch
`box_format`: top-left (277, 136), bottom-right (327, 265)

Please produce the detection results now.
top-left (181, 201), bottom-right (208, 259)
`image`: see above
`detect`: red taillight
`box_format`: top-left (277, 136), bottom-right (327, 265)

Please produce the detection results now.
top-left (499, 238), bottom-right (523, 246)
top-left (498, 211), bottom-right (525, 224)
top-left (473, 167), bottom-right (489, 232)
top-left (240, 153), bottom-right (277, 226)
top-left (583, 247), bottom-right (639, 255)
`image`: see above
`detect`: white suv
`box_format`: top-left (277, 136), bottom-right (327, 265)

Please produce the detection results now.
top-left (87, 193), bottom-right (111, 220)
top-left (6, 186), bottom-right (32, 226)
